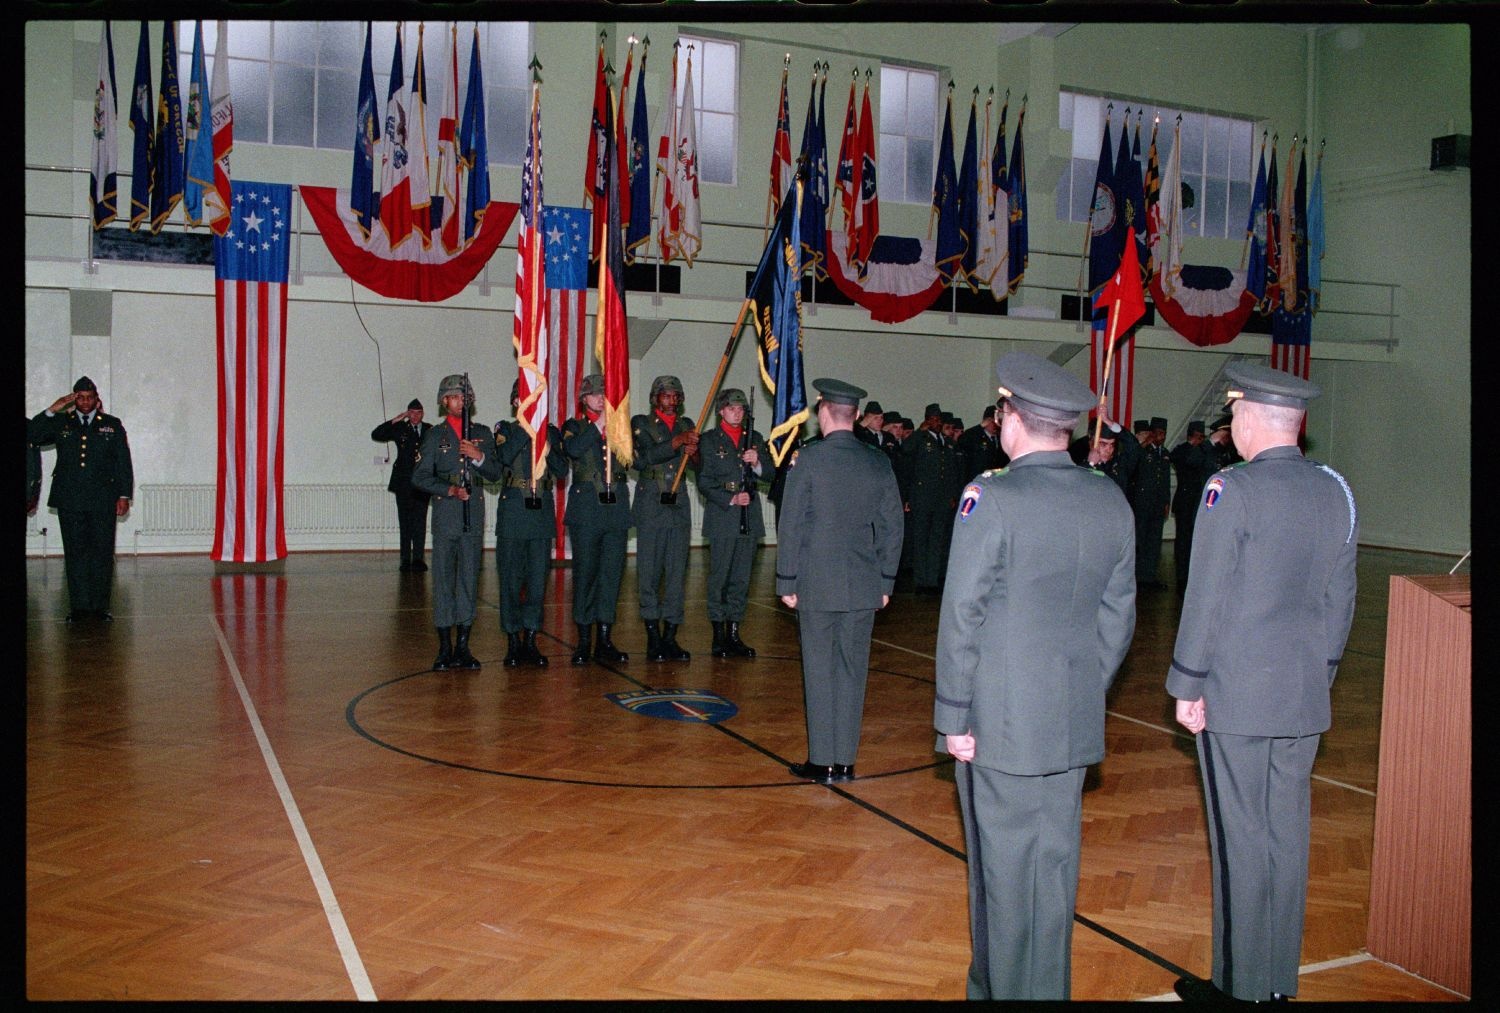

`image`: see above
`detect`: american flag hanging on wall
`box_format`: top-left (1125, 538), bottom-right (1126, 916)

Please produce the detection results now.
top-left (212, 180), bottom-right (291, 563)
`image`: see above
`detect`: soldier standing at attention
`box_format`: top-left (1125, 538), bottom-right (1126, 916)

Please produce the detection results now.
top-left (28, 377), bottom-right (135, 622)
top-left (935, 352), bottom-right (1137, 1001)
top-left (1168, 365), bottom-right (1357, 1004)
top-left (1169, 420), bottom-right (1217, 592)
top-left (696, 388), bottom-right (768, 659)
top-left (370, 398), bottom-right (433, 572)
top-left (1132, 416), bottom-right (1173, 591)
top-left (494, 380), bottom-right (569, 668)
top-left (411, 374), bottom-right (503, 671)
top-left (561, 374), bottom-right (631, 666)
top-left (631, 375), bottom-right (700, 662)
top-left (777, 378), bottom-right (904, 784)
top-left (903, 402), bottom-right (953, 594)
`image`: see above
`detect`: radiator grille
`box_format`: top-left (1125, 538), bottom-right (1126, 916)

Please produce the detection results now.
top-left (137, 484), bottom-right (396, 536)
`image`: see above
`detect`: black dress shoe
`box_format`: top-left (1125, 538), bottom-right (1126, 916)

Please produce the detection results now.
top-left (831, 764), bottom-right (854, 782)
top-left (1174, 977), bottom-right (1240, 1003)
top-left (65, 611), bottom-right (82, 623)
top-left (787, 761), bottom-right (836, 783)
top-left (411, 560), bottom-right (428, 573)
top-left (399, 561), bottom-right (413, 572)
top-left (99, 611), bottom-right (114, 622)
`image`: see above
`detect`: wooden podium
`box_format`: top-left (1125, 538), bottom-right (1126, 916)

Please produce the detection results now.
top-left (1366, 573), bottom-right (1470, 996)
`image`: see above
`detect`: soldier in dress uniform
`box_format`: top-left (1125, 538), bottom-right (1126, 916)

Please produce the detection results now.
top-left (903, 402), bottom-right (955, 593)
top-left (1131, 416), bottom-right (1173, 591)
top-left (1069, 417), bottom-right (1130, 495)
top-left (1168, 365), bottom-right (1357, 1005)
top-left (411, 374), bottom-right (503, 670)
top-left (1169, 420), bottom-right (1217, 591)
top-left (935, 352), bottom-right (1137, 1001)
top-left (561, 374), bottom-right (631, 666)
top-left (631, 375), bottom-right (700, 662)
top-left (777, 378), bottom-right (904, 784)
top-left (854, 399), bottom-right (886, 449)
top-left (1208, 413), bottom-right (1240, 468)
top-left (28, 376), bottom-right (135, 621)
top-left (371, 398), bottom-right (433, 572)
top-left (27, 418), bottom-right (43, 515)
top-left (494, 380), bottom-right (569, 668)
top-left (696, 388), bottom-right (768, 659)
top-left (958, 405), bottom-right (1007, 482)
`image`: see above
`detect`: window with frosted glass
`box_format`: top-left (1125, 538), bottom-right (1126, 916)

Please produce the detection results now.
top-left (676, 35), bottom-right (738, 186)
top-left (878, 64), bottom-right (938, 205)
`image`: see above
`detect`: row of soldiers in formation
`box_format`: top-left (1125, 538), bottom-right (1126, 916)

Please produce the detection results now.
top-left (374, 373), bottom-right (773, 672)
top-left (841, 400), bottom-right (1241, 595)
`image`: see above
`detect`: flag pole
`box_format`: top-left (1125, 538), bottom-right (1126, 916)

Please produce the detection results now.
top-left (1075, 104), bottom-right (1112, 332)
top-left (1091, 302), bottom-right (1125, 450)
top-left (1240, 129), bottom-right (1267, 272)
top-left (765, 54), bottom-right (790, 238)
top-left (526, 64), bottom-right (544, 505)
top-left (667, 296), bottom-right (757, 499)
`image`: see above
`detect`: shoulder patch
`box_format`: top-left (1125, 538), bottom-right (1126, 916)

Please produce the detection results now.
top-left (958, 483), bottom-right (983, 519)
top-left (1203, 475), bottom-right (1226, 510)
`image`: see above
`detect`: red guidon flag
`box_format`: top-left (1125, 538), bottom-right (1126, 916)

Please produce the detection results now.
top-left (596, 87), bottom-right (633, 468)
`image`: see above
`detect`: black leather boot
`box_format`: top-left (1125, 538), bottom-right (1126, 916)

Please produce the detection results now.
top-left (503, 631), bottom-right (522, 667)
top-left (571, 623), bottom-right (592, 665)
top-left (661, 622), bottom-right (691, 661)
top-left (432, 627), bottom-right (454, 670)
top-left (453, 624), bottom-right (480, 669)
top-left (645, 620), bottom-right (666, 662)
top-left (594, 622), bottom-right (628, 663)
top-left (711, 621), bottom-right (730, 658)
top-left (524, 629), bottom-right (548, 667)
top-left (726, 621), bottom-right (756, 658)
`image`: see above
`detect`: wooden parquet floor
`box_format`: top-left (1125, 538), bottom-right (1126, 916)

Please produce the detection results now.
top-left (23, 544), bottom-right (1469, 1001)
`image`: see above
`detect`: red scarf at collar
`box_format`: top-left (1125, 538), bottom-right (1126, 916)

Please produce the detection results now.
top-left (654, 409), bottom-right (677, 430)
top-left (720, 422), bottom-right (743, 447)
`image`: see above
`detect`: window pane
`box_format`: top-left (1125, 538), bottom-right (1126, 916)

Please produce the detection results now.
top-left (233, 57), bottom-right (269, 143)
top-left (370, 22), bottom-right (400, 71)
top-left (272, 63), bottom-right (315, 146)
top-left (1229, 121), bottom-right (1252, 182)
top-left (699, 109), bottom-right (735, 185)
top-left (489, 86), bottom-right (525, 165)
top-left (907, 136), bottom-right (933, 204)
top-left (1072, 157), bottom-right (1095, 223)
top-left (231, 20), bottom-right (271, 61)
top-left (1181, 172), bottom-right (1203, 235)
top-left (274, 20), bottom-right (316, 65)
top-left (879, 138), bottom-right (903, 205)
top-left (700, 46), bottom-right (735, 114)
top-left (1205, 116), bottom-right (1229, 177)
top-left (908, 71), bottom-right (936, 141)
top-left (880, 68), bottom-right (906, 134)
top-left (1179, 114), bottom-right (1204, 174)
top-left (1072, 95), bottom-right (1101, 158)
top-left (1204, 177), bottom-right (1228, 239)
top-left (1228, 178), bottom-right (1250, 234)
top-left (1057, 90), bottom-right (1073, 131)
top-left (488, 23), bottom-right (529, 88)
top-left (317, 67), bottom-right (357, 150)
top-left (319, 21), bottom-right (362, 67)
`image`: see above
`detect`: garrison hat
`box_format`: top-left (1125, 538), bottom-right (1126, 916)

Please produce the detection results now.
top-left (950, 417), bottom-right (964, 429)
top-left (650, 374), bottom-right (684, 397)
top-left (924, 402), bottom-right (942, 419)
top-left (982, 404), bottom-right (997, 420)
top-left (1150, 416), bottom-right (1168, 431)
top-left (940, 411), bottom-right (955, 425)
top-left (510, 379), bottom-right (521, 401)
top-left (994, 352), bottom-right (1096, 425)
top-left (407, 398), bottom-right (423, 411)
top-left (73, 376), bottom-right (97, 393)
top-left (716, 387), bottom-right (748, 410)
top-left (1210, 414), bottom-right (1233, 433)
top-left (812, 377), bottom-right (867, 407)
top-left (439, 374), bottom-right (466, 399)
top-left (862, 400), bottom-right (884, 416)
top-left (1224, 362), bottom-right (1321, 410)
top-left (1133, 419), bottom-right (1150, 433)
top-left (1095, 425), bottom-right (1119, 441)
top-left (579, 373), bottom-right (605, 397)
top-left (1187, 420), bottom-right (1205, 435)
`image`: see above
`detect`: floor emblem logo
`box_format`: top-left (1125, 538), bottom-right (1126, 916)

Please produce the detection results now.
top-left (606, 688), bottom-right (739, 724)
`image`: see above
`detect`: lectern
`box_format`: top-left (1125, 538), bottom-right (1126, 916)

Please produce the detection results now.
top-left (1366, 573), bottom-right (1470, 996)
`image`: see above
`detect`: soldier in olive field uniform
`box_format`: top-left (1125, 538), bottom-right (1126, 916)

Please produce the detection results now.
top-left (631, 375), bottom-right (700, 662)
top-left (777, 378), bottom-right (905, 785)
top-left (411, 374), bottom-right (503, 670)
top-left (1168, 364), bottom-right (1357, 1005)
top-left (494, 380), bottom-right (569, 668)
top-left (696, 388), bottom-right (768, 659)
top-left (28, 377), bottom-right (135, 622)
top-left (561, 374), bottom-right (632, 666)
top-left (370, 398), bottom-right (433, 572)
top-left (935, 352), bottom-right (1136, 1001)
